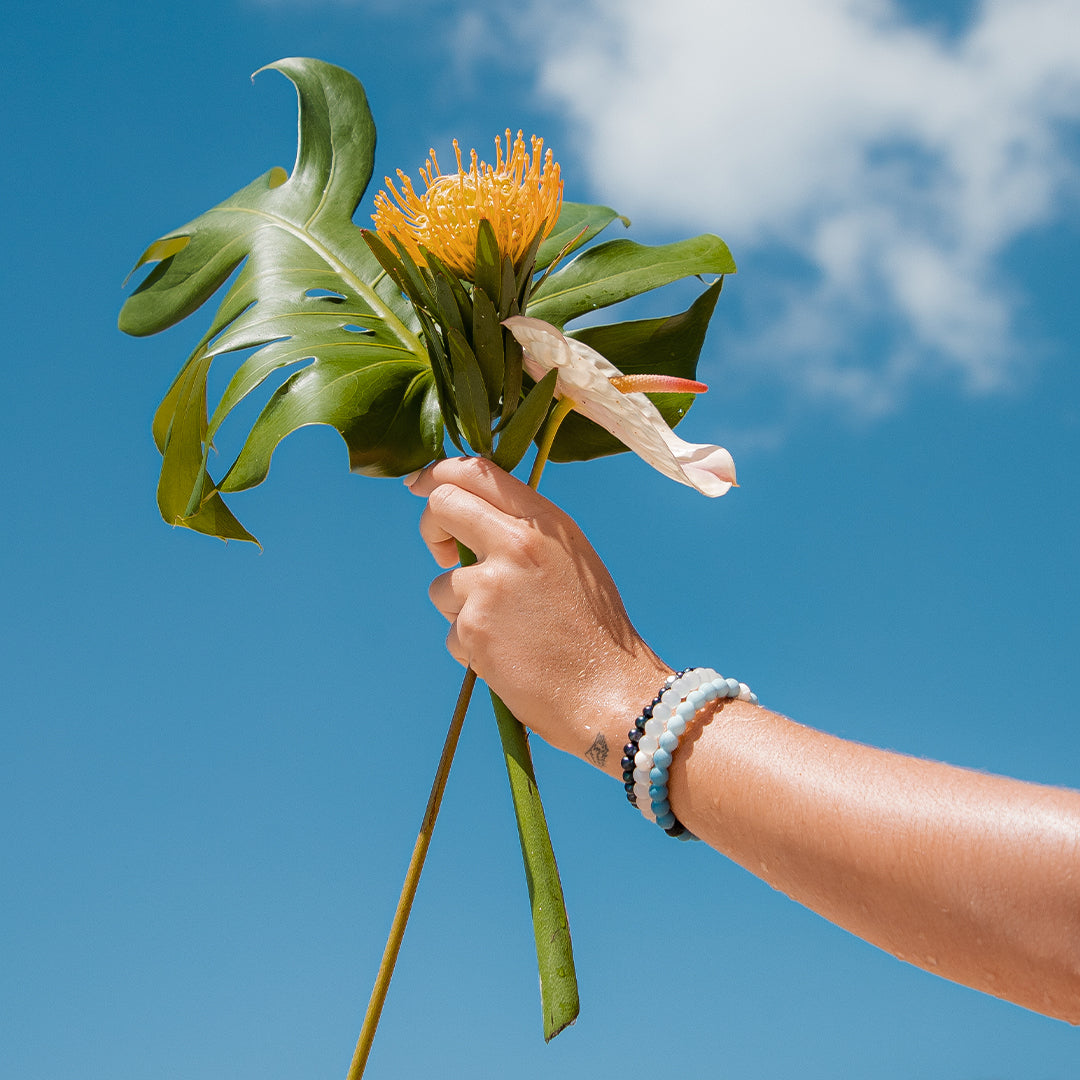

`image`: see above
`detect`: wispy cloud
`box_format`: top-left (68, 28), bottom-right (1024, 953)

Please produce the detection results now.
top-left (518, 0), bottom-right (1080, 419)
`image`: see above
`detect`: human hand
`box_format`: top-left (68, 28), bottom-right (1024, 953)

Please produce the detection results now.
top-left (408, 457), bottom-right (669, 775)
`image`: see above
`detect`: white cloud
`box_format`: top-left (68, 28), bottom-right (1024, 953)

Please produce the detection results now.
top-left (517, 0), bottom-right (1080, 418)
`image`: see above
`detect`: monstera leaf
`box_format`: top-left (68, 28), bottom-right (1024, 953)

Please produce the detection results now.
top-left (120, 57), bottom-right (436, 543)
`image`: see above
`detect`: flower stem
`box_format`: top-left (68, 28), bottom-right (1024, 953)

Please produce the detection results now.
top-left (529, 396), bottom-right (575, 488)
top-left (346, 668), bottom-right (478, 1080)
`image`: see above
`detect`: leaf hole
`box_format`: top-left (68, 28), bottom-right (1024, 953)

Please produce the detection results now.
top-left (306, 288), bottom-right (347, 302)
top-left (342, 323), bottom-right (372, 335)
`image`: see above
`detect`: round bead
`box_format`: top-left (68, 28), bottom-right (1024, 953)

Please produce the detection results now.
top-left (660, 688), bottom-right (681, 707)
top-left (687, 689), bottom-right (707, 710)
top-left (623, 743), bottom-right (637, 759)
top-left (620, 755), bottom-right (635, 772)
top-left (658, 730), bottom-right (679, 753)
top-left (652, 703), bottom-right (672, 723)
top-left (676, 700), bottom-right (696, 721)
top-left (655, 811), bottom-right (676, 830)
top-left (648, 783), bottom-right (668, 801)
top-left (634, 749), bottom-right (651, 770)
top-left (724, 677), bottom-right (741, 696)
top-left (633, 766), bottom-right (651, 784)
top-left (652, 747), bottom-right (673, 769)
top-left (643, 717), bottom-right (664, 737)
top-left (639, 734), bottom-right (659, 755)
top-left (667, 717), bottom-right (687, 738)
top-left (649, 765), bottom-right (667, 784)
top-left (702, 682), bottom-right (719, 701)
top-left (622, 769), bottom-right (634, 783)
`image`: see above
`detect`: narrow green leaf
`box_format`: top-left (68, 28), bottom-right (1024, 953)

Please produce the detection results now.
top-left (534, 202), bottom-right (628, 271)
top-left (500, 254), bottom-right (518, 321)
top-left (492, 369), bottom-right (557, 472)
top-left (499, 326), bottom-right (524, 427)
top-left (432, 274), bottom-right (467, 339)
top-left (446, 328), bottom-right (492, 456)
top-left (415, 308), bottom-right (463, 452)
top-left (473, 218), bottom-right (502, 307)
top-left (385, 234), bottom-right (440, 314)
top-left (359, 230), bottom-right (433, 313)
top-left (422, 247), bottom-right (474, 328)
top-left (546, 280), bottom-right (724, 462)
top-left (470, 286), bottom-right (504, 411)
top-left (513, 230), bottom-right (544, 309)
top-left (528, 234), bottom-right (736, 329)
top-left (489, 690), bottom-right (579, 1041)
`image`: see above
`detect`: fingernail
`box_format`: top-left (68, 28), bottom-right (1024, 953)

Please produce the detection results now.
top-left (402, 469), bottom-right (423, 488)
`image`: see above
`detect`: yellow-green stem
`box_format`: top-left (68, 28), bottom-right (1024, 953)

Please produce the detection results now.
top-left (528, 396), bottom-right (575, 488)
top-left (346, 669), bottom-right (477, 1080)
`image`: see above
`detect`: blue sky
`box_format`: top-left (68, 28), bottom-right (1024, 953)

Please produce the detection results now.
top-left (3, 1), bottom-right (1079, 1077)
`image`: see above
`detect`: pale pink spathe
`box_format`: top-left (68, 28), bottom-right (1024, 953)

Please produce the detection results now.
top-left (504, 316), bottom-right (735, 496)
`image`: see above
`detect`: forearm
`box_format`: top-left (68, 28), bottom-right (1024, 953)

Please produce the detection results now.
top-left (662, 700), bottom-right (1080, 1022)
top-left (411, 459), bottom-right (1080, 1022)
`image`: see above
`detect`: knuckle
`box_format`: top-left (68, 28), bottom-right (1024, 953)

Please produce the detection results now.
top-left (426, 482), bottom-right (461, 517)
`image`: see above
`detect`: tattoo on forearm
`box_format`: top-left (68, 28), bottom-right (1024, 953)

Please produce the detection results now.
top-left (585, 733), bottom-right (609, 768)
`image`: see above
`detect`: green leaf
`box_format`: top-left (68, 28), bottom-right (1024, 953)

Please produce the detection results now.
top-left (546, 279), bottom-right (724, 462)
top-left (470, 286), bottom-right (504, 411)
top-left (527, 234), bottom-right (735, 329)
top-left (119, 57), bottom-right (433, 542)
top-left (446, 328), bottom-right (492, 456)
top-left (473, 218), bottom-right (502, 308)
top-left (534, 202), bottom-right (628, 271)
top-left (222, 361), bottom-right (442, 489)
top-left (489, 691), bottom-right (579, 1041)
top-left (415, 307), bottom-right (464, 453)
top-left (492, 369), bottom-right (557, 472)
top-left (499, 326), bottom-right (524, 427)
top-left (155, 349), bottom-right (259, 545)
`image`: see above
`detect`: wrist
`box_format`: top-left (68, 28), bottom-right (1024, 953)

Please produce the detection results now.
top-left (577, 650), bottom-right (673, 780)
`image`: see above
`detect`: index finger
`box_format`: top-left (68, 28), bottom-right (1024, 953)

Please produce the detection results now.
top-left (406, 457), bottom-right (548, 520)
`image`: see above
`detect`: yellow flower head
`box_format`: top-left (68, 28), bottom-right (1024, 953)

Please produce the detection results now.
top-left (372, 130), bottom-right (563, 282)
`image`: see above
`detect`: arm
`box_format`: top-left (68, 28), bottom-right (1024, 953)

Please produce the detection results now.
top-left (408, 457), bottom-right (1080, 1024)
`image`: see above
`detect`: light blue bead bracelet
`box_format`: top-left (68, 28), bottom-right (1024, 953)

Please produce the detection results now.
top-left (629, 667), bottom-right (759, 841)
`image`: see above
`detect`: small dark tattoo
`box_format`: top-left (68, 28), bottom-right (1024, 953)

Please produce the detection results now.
top-left (585, 733), bottom-right (609, 767)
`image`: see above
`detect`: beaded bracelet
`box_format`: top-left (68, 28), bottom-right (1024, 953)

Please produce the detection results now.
top-left (622, 668), bottom-right (758, 840)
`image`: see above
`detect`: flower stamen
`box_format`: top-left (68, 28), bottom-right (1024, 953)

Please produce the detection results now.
top-left (372, 130), bottom-right (563, 283)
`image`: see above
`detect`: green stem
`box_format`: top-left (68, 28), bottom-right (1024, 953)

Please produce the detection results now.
top-left (346, 669), bottom-right (478, 1080)
top-left (347, 395), bottom-right (578, 1075)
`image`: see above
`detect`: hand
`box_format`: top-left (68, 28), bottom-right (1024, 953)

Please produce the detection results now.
top-left (408, 457), bottom-right (669, 774)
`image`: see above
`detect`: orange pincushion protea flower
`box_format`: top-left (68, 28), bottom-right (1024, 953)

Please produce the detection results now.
top-left (372, 130), bottom-right (563, 282)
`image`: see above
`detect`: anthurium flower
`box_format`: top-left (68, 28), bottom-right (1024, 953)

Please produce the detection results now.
top-left (372, 130), bottom-right (562, 281)
top-left (504, 316), bottom-right (736, 496)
